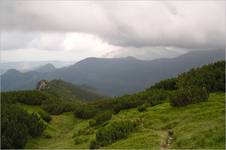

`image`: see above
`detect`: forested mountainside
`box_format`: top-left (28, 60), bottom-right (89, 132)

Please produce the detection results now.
top-left (1, 60), bottom-right (225, 149)
top-left (1, 49), bottom-right (224, 96)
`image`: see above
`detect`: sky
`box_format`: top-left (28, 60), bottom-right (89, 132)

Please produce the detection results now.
top-left (0, 0), bottom-right (225, 62)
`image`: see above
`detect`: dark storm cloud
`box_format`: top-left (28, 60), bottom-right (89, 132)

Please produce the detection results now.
top-left (0, 0), bottom-right (225, 50)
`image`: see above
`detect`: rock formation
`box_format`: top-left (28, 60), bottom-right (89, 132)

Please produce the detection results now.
top-left (36, 80), bottom-right (49, 91)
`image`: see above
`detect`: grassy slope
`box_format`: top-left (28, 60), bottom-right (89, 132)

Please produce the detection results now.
top-left (23, 93), bottom-right (225, 149)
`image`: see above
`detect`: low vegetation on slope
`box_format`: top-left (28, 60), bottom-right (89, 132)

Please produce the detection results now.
top-left (20, 93), bottom-right (226, 149)
top-left (44, 79), bottom-right (108, 101)
top-left (1, 61), bottom-right (225, 149)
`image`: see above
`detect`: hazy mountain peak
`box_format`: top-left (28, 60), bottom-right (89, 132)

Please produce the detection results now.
top-left (34, 63), bottom-right (56, 73)
top-left (5, 69), bottom-right (21, 74)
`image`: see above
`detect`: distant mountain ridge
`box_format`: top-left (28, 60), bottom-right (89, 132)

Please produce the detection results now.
top-left (1, 49), bottom-right (225, 96)
top-left (33, 63), bottom-right (56, 73)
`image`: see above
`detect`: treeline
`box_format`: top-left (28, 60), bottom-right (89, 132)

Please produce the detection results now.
top-left (1, 90), bottom-right (80, 115)
top-left (1, 90), bottom-right (48, 105)
top-left (151, 60), bottom-right (225, 106)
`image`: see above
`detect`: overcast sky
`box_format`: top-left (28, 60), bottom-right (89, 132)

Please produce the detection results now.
top-left (0, 0), bottom-right (225, 62)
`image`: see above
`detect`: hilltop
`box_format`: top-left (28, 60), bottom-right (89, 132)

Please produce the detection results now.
top-left (42, 79), bottom-right (108, 101)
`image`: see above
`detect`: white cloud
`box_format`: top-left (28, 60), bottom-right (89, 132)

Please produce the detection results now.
top-left (0, 0), bottom-right (225, 62)
top-left (1, 32), bottom-right (120, 62)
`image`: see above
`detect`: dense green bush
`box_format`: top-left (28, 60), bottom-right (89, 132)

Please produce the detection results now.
top-left (131, 89), bottom-right (168, 109)
top-left (73, 127), bottom-right (95, 137)
top-left (137, 103), bottom-right (148, 112)
top-left (1, 105), bottom-right (29, 149)
top-left (150, 77), bottom-right (177, 90)
top-left (27, 113), bottom-right (46, 137)
top-left (90, 120), bottom-right (138, 148)
top-left (89, 119), bottom-right (96, 127)
top-left (74, 105), bottom-right (97, 119)
top-left (177, 61), bottom-right (225, 92)
top-left (1, 90), bottom-right (49, 105)
top-left (89, 89), bottom-right (168, 114)
top-left (1, 105), bottom-right (45, 149)
top-left (113, 95), bottom-right (144, 113)
top-left (144, 89), bottom-right (168, 106)
top-left (74, 137), bottom-right (88, 145)
top-left (38, 111), bottom-right (52, 122)
top-left (170, 86), bottom-right (209, 107)
top-left (89, 139), bottom-right (100, 149)
top-left (42, 98), bottom-right (77, 115)
top-left (93, 111), bottom-right (112, 126)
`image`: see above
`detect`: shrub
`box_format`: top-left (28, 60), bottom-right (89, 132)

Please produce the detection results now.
top-left (176, 61), bottom-right (225, 92)
top-left (1, 90), bottom-right (49, 105)
top-left (44, 133), bottom-right (52, 139)
top-left (74, 105), bottom-right (97, 119)
top-left (73, 127), bottom-right (95, 137)
top-left (136, 89), bottom-right (168, 106)
top-left (113, 95), bottom-right (143, 113)
top-left (146, 89), bottom-right (168, 106)
top-left (137, 103), bottom-right (148, 112)
top-left (91, 120), bottom-right (138, 148)
top-left (170, 86), bottom-right (209, 107)
top-left (38, 111), bottom-right (52, 122)
top-left (93, 111), bottom-right (112, 126)
top-left (27, 113), bottom-right (46, 137)
top-left (150, 78), bottom-right (177, 90)
top-left (74, 137), bottom-right (88, 145)
top-left (1, 105), bottom-right (45, 149)
top-left (89, 139), bottom-right (100, 149)
top-left (89, 119), bottom-right (96, 127)
top-left (42, 98), bottom-right (77, 115)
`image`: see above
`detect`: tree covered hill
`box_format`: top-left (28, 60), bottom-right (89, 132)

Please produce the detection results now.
top-left (43, 79), bottom-right (109, 101)
top-left (1, 60), bottom-right (225, 149)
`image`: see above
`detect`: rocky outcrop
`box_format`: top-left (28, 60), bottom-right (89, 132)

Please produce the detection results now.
top-left (36, 80), bottom-right (49, 91)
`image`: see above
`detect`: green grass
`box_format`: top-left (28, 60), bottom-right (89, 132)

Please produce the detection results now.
top-left (25, 112), bottom-right (94, 149)
top-left (23, 93), bottom-right (225, 149)
top-left (105, 93), bottom-right (225, 149)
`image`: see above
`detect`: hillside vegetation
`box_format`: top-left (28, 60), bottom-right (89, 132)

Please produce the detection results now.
top-left (19, 93), bottom-right (226, 149)
top-left (44, 79), bottom-right (108, 101)
top-left (1, 61), bottom-right (225, 149)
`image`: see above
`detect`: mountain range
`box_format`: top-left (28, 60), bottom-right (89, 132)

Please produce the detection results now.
top-left (0, 60), bottom-right (74, 75)
top-left (1, 49), bottom-right (225, 96)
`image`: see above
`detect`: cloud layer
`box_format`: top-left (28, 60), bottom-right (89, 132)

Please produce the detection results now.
top-left (0, 0), bottom-right (225, 61)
